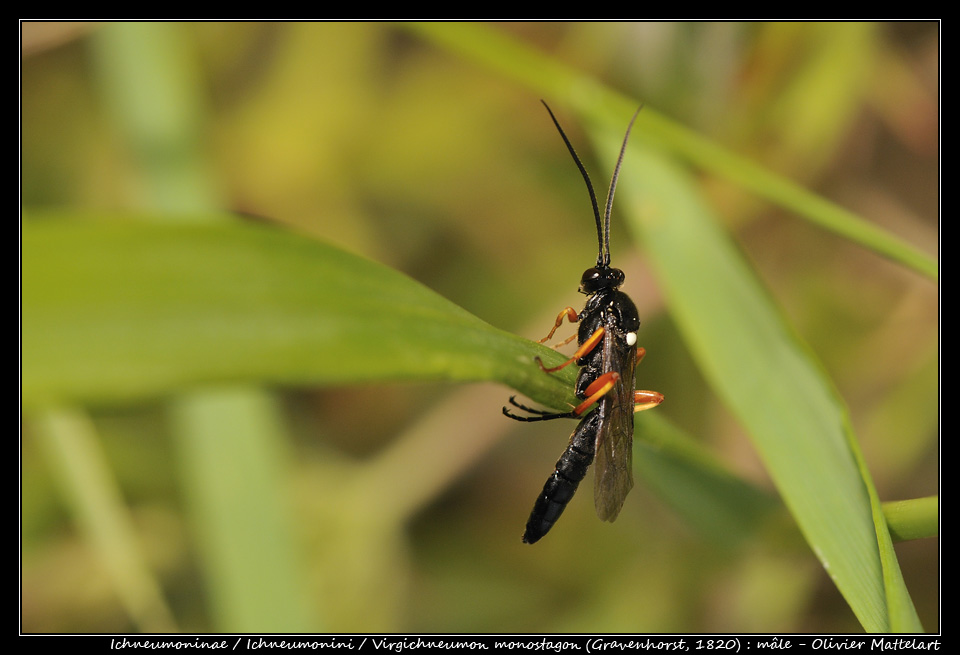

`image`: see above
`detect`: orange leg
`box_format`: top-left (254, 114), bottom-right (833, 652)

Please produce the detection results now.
top-left (573, 371), bottom-right (621, 416)
top-left (548, 332), bottom-right (579, 349)
top-left (633, 346), bottom-right (664, 411)
top-left (634, 390), bottom-right (664, 412)
top-left (537, 307), bottom-right (580, 344)
top-left (536, 327), bottom-right (605, 373)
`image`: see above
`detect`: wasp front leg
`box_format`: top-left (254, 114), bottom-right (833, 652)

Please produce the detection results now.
top-left (537, 306), bottom-right (580, 345)
top-left (536, 327), bottom-right (605, 374)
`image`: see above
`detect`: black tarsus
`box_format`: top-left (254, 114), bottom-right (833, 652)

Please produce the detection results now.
top-left (502, 396), bottom-right (576, 422)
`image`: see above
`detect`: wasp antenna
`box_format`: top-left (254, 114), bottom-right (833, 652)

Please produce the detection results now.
top-left (601, 104), bottom-right (643, 268)
top-left (541, 100), bottom-right (605, 268)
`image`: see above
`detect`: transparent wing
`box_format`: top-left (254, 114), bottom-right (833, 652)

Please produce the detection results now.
top-left (593, 322), bottom-right (637, 522)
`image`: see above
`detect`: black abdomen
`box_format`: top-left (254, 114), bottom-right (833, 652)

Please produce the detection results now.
top-left (522, 412), bottom-right (601, 544)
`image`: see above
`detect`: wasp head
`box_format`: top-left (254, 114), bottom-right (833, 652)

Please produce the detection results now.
top-left (579, 266), bottom-right (625, 294)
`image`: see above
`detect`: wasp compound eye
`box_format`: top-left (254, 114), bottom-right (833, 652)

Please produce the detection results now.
top-left (579, 268), bottom-right (603, 293)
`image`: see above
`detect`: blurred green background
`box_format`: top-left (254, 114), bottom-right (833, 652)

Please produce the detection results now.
top-left (21, 22), bottom-right (937, 633)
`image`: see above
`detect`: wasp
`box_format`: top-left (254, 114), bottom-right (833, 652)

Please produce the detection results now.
top-left (504, 102), bottom-right (664, 544)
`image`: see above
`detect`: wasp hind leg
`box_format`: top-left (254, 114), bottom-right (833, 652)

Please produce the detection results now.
top-left (633, 347), bottom-right (664, 412)
top-left (633, 390), bottom-right (664, 412)
top-left (502, 396), bottom-right (577, 422)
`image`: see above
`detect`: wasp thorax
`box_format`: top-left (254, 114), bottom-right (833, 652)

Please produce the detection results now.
top-left (579, 266), bottom-right (625, 294)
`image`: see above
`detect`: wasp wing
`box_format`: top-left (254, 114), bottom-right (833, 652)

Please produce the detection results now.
top-left (593, 317), bottom-right (637, 522)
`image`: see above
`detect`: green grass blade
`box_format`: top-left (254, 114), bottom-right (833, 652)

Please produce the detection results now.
top-left (169, 387), bottom-right (316, 631)
top-left (883, 497), bottom-right (938, 542)
top-left (89, 22), bottom-right (317, 633)
top-left (22, 215), bottom-right (573, 411)
top-left (32, 408), bottom-right (178, 632)
top-left (404, 22), bottom-right (937, 280)
top-left (610, 140), bottom-right (921, 632)
top-left (636, 412), bottom-right (779, 549)
top-left (23, 210), bottom-right (776, 560)
top-left (401, 22), bottom-right (928, 631)
top-left (844, 415), bottom-right (927, 632)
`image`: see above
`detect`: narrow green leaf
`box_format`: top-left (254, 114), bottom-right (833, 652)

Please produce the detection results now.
top-left (883, 497), bottom-right (938, 542)
top-left (635, 412), bottom-right (779, 548)
top-left (844, 415), bottom-right (925, 632)
top-left (402, 21), bottom-right (932, 632)
top-left (169, 387), bottom-right (316, 632)
top-left (404, 22), bottom-right (937, 279)
top-left (32, 408), bottom-right (178, 632)
top-left (22, 215), bottom-right (574, 411)
top-left (89, 21), bottom-right (316, 633)
top-left (611, 139), bottom-right (920, 632)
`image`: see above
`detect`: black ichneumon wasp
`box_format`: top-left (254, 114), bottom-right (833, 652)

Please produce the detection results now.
top-left (503, 101), bottom-right (664, 544)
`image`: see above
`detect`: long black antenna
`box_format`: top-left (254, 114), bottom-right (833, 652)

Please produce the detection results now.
top-left (602, 105), bottom-right (643, 268)
top-left (541, 101), bottom-right (643, 268)
top-left (540, 101), bottom-right (604, 267)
